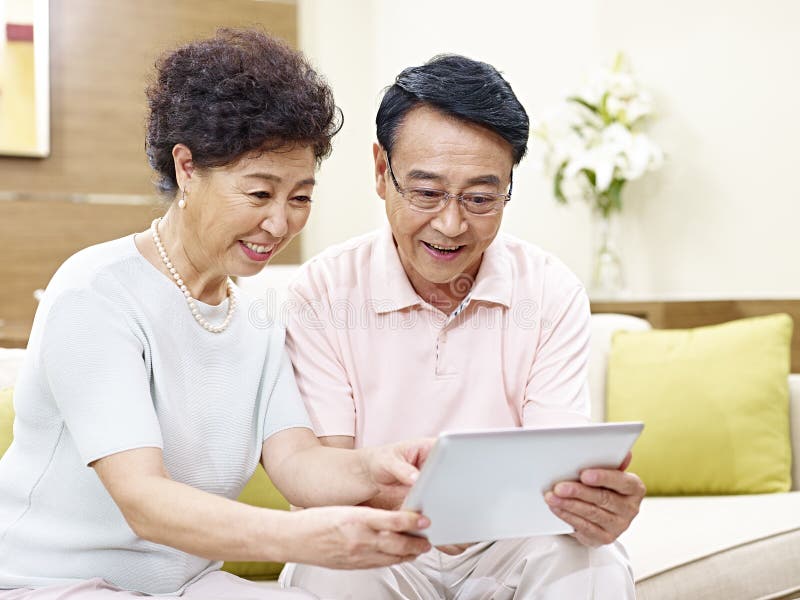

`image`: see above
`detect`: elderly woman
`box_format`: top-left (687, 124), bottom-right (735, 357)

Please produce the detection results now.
top-left (0, 29), bottom-right (431, 599)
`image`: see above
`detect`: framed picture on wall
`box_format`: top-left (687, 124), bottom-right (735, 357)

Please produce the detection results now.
top-left (0, 0), bottom-right (49, 157)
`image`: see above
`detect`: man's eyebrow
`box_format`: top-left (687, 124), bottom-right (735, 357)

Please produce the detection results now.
top-left (243, 173), bottom-right (316, 186)
top-left (405, 170), bottom-right (501, 187)
top-left (405, 169), bottom-right (443, 182)
top-left (466, 174), bottom-right (501, 187)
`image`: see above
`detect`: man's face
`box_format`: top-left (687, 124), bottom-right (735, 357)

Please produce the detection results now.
top-left (374, 105), bottom-right (515, 290)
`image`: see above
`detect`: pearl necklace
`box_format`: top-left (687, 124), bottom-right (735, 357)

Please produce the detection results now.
top-left (150, 218), bottom-right (237, 333)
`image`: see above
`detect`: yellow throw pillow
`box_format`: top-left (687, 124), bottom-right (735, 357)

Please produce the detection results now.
top-left (0, 387), bottom-right (14, 457)
top-left (221, 465), bottom-right (290, 580)
top-left (0, 386), bottom-right (287, 580)
top-left (607, 313), bottom-right (793, 495)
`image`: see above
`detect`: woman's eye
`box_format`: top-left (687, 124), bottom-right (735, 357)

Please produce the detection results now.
top-left (290, 196), bottom-right (313, 205)
top-left (250, 191), bottom-right (271, 200)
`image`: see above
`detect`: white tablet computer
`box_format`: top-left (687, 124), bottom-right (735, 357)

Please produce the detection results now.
top-left (401, 422), bottom-right (643, 546)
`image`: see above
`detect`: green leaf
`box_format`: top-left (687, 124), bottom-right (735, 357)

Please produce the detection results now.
top-left (599, 92), bottom-right (612, 124)
top-left (568, 96), bottom-right (600, 115)
top-left (553, 162), bottom-right (568, 204)
top-left (607, 179), bottom-right (625, 213)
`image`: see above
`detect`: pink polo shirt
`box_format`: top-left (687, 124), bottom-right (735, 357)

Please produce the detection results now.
top-left (285, 226), bottom-right (591, 448)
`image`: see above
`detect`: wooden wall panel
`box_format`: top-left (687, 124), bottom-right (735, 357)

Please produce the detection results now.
top-left (591, 300), bottom-right (800, 373)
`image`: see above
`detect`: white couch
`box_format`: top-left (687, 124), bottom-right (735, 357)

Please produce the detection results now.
top-left (3, 293), bottom-right (799, 599)
top-left (591, 314), bottom-right (800, 600)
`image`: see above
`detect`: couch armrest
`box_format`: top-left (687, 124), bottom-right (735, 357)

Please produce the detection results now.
top-left (789, 374), bottom-right (800, 491)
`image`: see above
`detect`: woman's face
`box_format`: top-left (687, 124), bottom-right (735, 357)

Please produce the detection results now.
top-left (183, 145), bottom-right (316, 278)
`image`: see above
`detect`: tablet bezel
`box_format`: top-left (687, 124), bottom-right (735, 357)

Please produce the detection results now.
top-left (402, 422), bottom-right (644, 545)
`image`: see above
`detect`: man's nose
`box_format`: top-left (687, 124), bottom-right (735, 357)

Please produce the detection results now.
top-left (430, 196), bottom-right (468, 238)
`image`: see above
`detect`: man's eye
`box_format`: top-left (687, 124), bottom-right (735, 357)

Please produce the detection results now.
top-left (466, 195), bottom-right (493, 205)
top-left (418, 189), bottom-right (444, 199)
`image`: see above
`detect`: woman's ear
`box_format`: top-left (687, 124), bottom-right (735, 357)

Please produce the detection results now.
top-left (172, 144), bottom-right (195, 191)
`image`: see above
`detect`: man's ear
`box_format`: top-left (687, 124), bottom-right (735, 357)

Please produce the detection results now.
top-left (172, 144), bottom-right (195, 192)
top-left (373, 143), bottom-right (388, 201)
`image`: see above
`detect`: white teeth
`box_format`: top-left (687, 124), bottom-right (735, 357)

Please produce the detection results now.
top-left (427, 242), bottom-right (461, 252)
top-left (243, 241), bottom-right (275, 254)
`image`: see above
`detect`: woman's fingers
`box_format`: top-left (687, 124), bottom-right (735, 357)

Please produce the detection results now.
top-left (375, 530), bottom-right (431, 557)
top-left (365, 508), bottom-right (430, 533)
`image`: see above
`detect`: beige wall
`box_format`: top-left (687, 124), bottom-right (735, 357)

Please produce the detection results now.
top-left (299, 0), bottom-right (800, 298)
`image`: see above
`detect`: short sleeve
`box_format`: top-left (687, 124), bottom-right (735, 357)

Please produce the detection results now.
top-left (40, 289), bottom-right (163, 465)
top-left (285, 271), bottom-right (356, 438)
top-left (523, 286), bottom-right (592, 427)
top-left (261, 348), bottom-right (313, 441)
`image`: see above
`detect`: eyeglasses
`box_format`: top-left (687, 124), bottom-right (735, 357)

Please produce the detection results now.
top-left (385, 153), bottom-right (512, 216)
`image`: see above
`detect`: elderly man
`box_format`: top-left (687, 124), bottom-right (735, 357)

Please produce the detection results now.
top-left (280, 55), bottom-right (644, 599)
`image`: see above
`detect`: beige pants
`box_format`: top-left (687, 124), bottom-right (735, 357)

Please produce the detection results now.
top-left (280, 536), bottom-right (635, 600)
top-left (0, 571), bottom-right (315, 600)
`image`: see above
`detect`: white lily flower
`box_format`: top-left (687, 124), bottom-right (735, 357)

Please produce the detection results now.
top-left (560, 172), bottom-right (593, 204)
top-left (531, 54), bottom-right (663, 212)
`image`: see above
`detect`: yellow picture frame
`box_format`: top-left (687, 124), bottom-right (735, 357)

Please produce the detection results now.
top-left (0, 0), bottom-right (49, 157)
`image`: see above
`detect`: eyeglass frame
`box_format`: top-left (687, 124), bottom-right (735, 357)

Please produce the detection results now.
top-left (384, 152), bottom-right (513, 216)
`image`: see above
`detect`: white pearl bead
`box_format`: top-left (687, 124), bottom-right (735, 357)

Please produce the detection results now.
top-left (150, 218), bottom-right (235, 334)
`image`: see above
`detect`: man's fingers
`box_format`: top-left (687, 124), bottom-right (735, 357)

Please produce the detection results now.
top-left (619, 451), bottom-right (633, 471)
top-left (398, 438), bottom-right (436, 468)
top-left (576, 468), bottom-right (646, 496)
top-left (546, 493), bottom-right (626, 531)
top-left (388, 456), bottom-right (420, 486)
top-left (549, 505), bottom-right (617, 547)
top-left (551, 482), bottom-right (625, 514)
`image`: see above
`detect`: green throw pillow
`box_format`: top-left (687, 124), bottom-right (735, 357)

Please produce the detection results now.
top-left (221, 464), bottom-right (290, 580)
top-left (0, 386), bottom-right (288, 580)
top-left (607, 313), bottom-right (793, 495)
top-left (0, 387), bottom-right (14, 458)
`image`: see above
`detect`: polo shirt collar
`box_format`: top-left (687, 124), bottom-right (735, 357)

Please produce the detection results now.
top-left (369, 225), bottom-right (423, 314)
top-left (369, 225), bottom-right (513, 314)
top-left (470, 234), bottom-right (513, 308)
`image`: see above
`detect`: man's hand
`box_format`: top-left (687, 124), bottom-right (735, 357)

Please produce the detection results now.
top-left (544, 452), bottom-right (645, 547)
top-left (359, 438), bottom-right (436, 510)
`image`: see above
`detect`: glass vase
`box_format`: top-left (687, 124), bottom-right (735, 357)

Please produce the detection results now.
top-left (591, 211), bottom-right (625, 298)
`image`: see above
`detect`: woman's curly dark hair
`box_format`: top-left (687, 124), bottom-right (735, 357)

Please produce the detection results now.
top-left (146, 28), bottom-right (341, 196)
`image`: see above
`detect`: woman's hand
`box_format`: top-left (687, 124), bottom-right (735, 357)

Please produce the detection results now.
top-left (285, 506), bottom-right (431, 569)
top-left (358, 438), bottom-right (436, 510)
top-left (435, 543), bottom-right (476, 555)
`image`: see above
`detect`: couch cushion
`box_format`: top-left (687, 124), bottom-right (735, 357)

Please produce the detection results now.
top-left (622, 493), bottom-right (800, 598)
top-left (607, 314), bottom-right (793, 495)
top-left (0, 387), bottom-right (14, 456)
top-left (588, 314), bottom-right (651, 422)
top-left (221, 465), bottom-right (290, 580)
top-left (0, 387), bottom-right (288, 581)
top-left (0, 348), bottom-right (25, 390)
